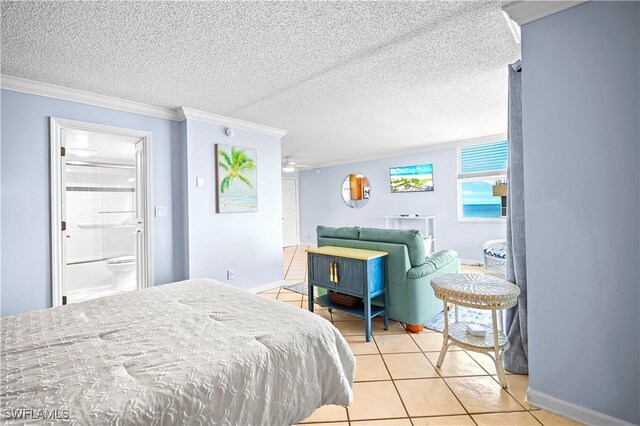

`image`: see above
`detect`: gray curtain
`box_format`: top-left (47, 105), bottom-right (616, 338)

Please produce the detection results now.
top-left (504, 60), bottom-right (528, 374)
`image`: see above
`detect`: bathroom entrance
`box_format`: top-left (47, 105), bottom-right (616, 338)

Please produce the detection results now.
top-left (50, 118), bottom-right (152, 306)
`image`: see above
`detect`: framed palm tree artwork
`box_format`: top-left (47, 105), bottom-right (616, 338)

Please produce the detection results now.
top-left (215, 144), bottom-right (258, 213)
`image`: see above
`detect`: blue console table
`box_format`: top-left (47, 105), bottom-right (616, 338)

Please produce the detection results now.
top-left (307, 246), bottom-right (388, 342)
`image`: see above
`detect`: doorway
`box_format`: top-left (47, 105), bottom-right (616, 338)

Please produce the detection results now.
top-left (50, 118), bottom-right (152, 306)
top-left (282, 177), bottom-right (299, 247)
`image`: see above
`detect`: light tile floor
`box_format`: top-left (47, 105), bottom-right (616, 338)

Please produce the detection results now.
top-left (263, 245), bottom-right (582, 426)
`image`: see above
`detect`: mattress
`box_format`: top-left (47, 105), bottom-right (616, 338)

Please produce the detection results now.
top-left (1, 279), bottom-right (355, 425)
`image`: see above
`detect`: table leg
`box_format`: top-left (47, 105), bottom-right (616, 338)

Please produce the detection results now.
top-left (383, 289), bottom-right (389, 330)
top-left (308, 284), bottom-right (314, 313)
top-left (437, 299), bottom-right (450, 368)
top-left (364, 295), bottom-right (372, 342)
top-left (492, 309), bottom-right (508, 388)
top-left (383, 259), bottom-right (389, 330)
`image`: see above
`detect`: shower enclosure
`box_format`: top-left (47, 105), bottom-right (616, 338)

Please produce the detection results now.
top-left (50, 118), bottom-right (152, 306)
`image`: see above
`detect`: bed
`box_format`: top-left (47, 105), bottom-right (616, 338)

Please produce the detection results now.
top-left (1, 279), bottom-right (355, 425)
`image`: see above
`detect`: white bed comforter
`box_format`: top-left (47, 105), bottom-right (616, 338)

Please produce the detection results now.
top-left (1, 279), bottom-right (355, 425)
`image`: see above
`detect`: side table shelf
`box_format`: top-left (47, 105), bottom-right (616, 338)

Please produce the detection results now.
top-left (313, 294), bottom-right (386, 320)
top-left (446, 322), bottom-right (509, 351)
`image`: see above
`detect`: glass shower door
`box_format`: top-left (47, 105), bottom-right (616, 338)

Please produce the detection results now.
top-left (63, 128), bottom-right (140, 304)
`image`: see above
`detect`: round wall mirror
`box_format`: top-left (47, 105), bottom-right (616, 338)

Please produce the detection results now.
top-left (341, 173), bottom-right (371, 208)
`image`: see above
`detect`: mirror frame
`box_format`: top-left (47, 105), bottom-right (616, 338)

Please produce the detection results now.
top-left (341, 173), bottom-right (370, 209)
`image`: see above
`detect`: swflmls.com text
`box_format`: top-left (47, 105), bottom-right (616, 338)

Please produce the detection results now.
top-left (4, 408), bottom-right (70, 420)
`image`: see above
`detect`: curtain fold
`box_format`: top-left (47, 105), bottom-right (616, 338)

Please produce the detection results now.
top-left (504, 60), bottom-right (529, 374)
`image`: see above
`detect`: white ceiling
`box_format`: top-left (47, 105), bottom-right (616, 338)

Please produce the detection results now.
top-left (1, 1), bottom-right (519, 167)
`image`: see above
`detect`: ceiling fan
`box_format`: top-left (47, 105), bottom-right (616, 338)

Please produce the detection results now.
top-left (282, 157), bottom-right (311, 173)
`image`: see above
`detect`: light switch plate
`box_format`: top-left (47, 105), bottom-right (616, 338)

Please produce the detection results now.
top-left (155, 206), bottom-right (168, 218)
top-left (196, 177), bottom-right (204, 187)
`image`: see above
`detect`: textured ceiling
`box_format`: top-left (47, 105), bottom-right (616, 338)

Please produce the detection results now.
top-left (1, 1), bottom-right (519, 167)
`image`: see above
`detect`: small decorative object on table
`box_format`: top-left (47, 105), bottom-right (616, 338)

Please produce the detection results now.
top-left (431, 273), bottom-right (520, 388)
top-left (307, 246), bottom-right (389, 342)
top-left (465, 323), bottom-right (486, 337)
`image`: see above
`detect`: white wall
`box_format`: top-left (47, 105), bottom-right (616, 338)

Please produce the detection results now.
top-left (299, 146), bottom-right (506, 262)
top-left (522, 2), bottom-right (639, 424)
top-left (184, 119), bottom-right (284, 289)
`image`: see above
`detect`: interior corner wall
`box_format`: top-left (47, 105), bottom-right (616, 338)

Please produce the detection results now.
top-left (0, 89), bottom-right (187, 317)
top-left (173, 119), bottom-right (190, 281)
top-left (298, 147), bottom-right (506, 262)
top-left (521, 2), bottom-right (640, 423)
top-left (183, 119), bottom-right (283, 289)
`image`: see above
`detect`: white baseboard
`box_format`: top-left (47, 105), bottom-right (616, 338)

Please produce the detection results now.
top-left (460, 258), bottom-right (483, 266)
top-left (246, 280), bottom-right (285, 294)
top-left (527, 388), bottom-right (635, 426)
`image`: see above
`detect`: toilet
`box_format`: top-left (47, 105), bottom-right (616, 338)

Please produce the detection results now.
top-left (106, 256), bottom-right (136, 290)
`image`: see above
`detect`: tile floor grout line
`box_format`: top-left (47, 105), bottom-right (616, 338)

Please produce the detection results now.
top-left (530, 411), bottom-right (546, 426)
top-left (371, 331), bottom-right (413, 422)
top-left (418, 341), bottom-right (478, 425)
top-left (283, 245), bottom-right (297, 281)
top-left (301, 409), bottom-right (544, 424)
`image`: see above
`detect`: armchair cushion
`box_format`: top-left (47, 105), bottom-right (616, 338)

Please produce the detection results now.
top-left (316, 225), bottom-right (360, 240)
top-left (483, 239), bottom-right (507, 259)
top-left (407, 250), bottom-right (458, 279)
top-left (359, 228), bottom-right (425, 267)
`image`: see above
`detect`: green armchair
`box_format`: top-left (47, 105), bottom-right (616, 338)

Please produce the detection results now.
top-left (316, 225), bottom-right (458, 331)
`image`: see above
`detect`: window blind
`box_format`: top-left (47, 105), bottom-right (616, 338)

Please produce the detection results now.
top-left (459, 141), bottom-right (508, 175)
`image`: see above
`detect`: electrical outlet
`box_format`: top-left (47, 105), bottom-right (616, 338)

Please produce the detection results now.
top-left (154, 206), bottom-right (168, 218)
top-left (226, 270), bottom-right (235, 280)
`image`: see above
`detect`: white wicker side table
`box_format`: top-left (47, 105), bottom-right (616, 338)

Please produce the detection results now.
top-left (431, 273), bottom-right (520, 388)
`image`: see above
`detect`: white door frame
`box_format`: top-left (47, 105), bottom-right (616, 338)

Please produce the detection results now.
top-left (50, 117), bottom-right (153, 307)
top-left (282, 177), bottom-right (300, 247)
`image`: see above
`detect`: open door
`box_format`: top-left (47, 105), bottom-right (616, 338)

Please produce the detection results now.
top-left (50, 118), bottom-right (153, 307)
top-left (135, 139), bottom-right (147, 289)
top-left (282, 178), bottom-right (299, 247)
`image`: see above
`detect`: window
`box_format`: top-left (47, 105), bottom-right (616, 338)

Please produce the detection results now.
top-left (458, 141), bottom-right (508, 221)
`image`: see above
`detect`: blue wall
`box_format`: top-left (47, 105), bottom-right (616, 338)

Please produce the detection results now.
top-left (0, 89), bottom-right (187, 316)
top-left (184, 119), bottom-right (283, 289)
top-left (299, 146), bottom-right (506, 262)
top-left (0, 89), bottom-right (285, 316)
top-left (522, 2), bottom-right (639, 423)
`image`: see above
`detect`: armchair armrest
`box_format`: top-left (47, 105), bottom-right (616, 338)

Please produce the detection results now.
top-left (407, 250), bottom-right (458, 279)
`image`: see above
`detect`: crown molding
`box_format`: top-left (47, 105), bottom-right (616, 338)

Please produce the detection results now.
top-left (178, 107), bottom-right (287, 138)
top-left (0, 75), bottom-right (288, 138)
top-left (308, 133), bottom-right (508, 170)
top-left (1, 74), bottom-right (181, 121)
top-left (502, 1), bottom-right (586, 26)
